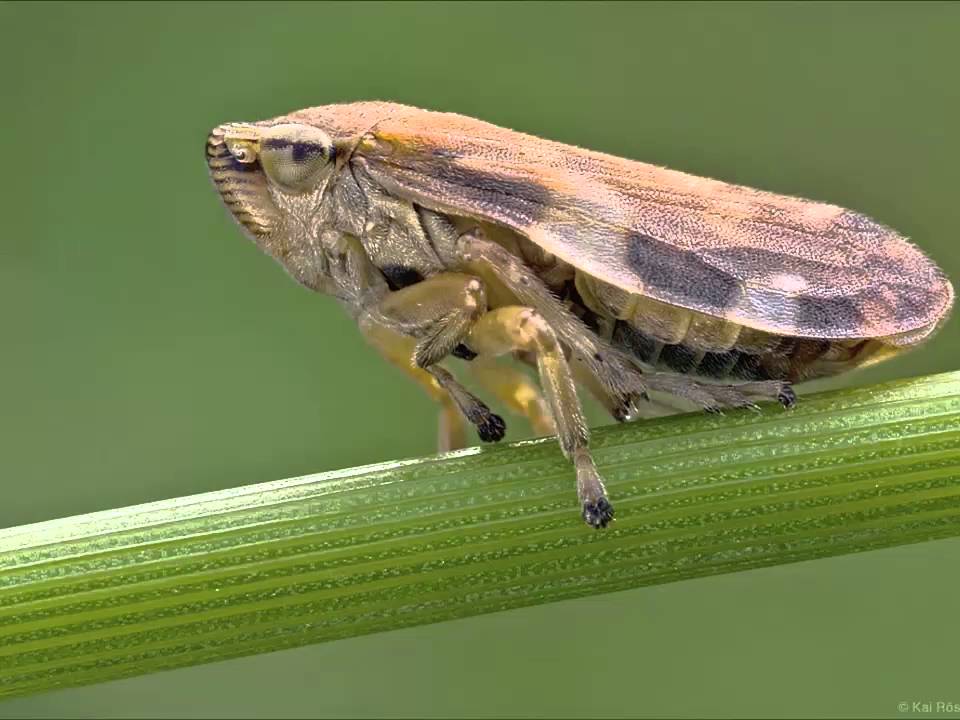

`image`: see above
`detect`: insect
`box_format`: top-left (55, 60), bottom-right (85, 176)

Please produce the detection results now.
top-left (206, 101), bottom-right (954, 529)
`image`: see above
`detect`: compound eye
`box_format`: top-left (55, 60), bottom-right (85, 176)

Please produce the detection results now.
top-left (258, 123), bottom-right (336, 193)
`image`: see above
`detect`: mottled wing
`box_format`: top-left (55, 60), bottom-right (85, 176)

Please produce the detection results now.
top-left (355, 106), bottom-right (953, 340)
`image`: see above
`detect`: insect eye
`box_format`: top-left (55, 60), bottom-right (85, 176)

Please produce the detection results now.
top-left (258, 123), bottom-right (336, 193)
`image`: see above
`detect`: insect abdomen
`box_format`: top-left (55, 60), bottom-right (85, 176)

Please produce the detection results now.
top-left (575, 272), bottom-right (908, 383)
top-left (611, 320), bottom-right (895, 382)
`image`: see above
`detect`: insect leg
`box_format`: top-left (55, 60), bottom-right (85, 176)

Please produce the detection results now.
top-left (466, 306), bottom-right (614, 529)
top-left (358, 272), bottom-right (507, 444)
top-left (468, 357), bottom-right (557, 437)
top-left (324, 234), bottom-right (505, 445)
top-left (419, 209), bottom-right (646, 415)
top-left (640, 373), bottom-right (795, 413)
top-left (424, 364), bottom-right (507, 443)
top-left (569, 354), bottom-right (642, 421)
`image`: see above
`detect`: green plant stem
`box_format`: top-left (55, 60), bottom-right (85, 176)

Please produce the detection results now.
top-left (2, 372), bottom-right (959, 699)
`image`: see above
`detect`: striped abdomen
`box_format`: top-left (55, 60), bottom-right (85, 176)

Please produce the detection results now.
top-left (574, 271), bottom-right (904, 383)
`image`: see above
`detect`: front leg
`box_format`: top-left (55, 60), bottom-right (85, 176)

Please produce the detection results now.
top-left (324, 234), bottom-right (505, 446)
top-left (353, 273), bottom-right (507, 444)
top-left (325, 232), bottom-right (483, 372)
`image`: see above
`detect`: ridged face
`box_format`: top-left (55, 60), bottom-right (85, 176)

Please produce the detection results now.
top-left (206, 121), bottom-right (340, 255)
top-left (205, 124), bottom-right (280, 241)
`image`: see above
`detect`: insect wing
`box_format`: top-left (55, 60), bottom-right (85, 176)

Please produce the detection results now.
top-left (355, 109), bottom-right (953, 341)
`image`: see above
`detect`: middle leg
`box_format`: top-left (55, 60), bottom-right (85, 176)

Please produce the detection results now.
top-left (466, 306), bottom-right (614, 528)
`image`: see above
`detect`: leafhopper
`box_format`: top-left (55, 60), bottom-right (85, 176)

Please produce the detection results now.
top-left (207, 102), bottom-right (953, 528)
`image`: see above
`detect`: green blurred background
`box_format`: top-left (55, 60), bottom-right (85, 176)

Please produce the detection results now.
top-left (2, 1), bottom-right (958, 717)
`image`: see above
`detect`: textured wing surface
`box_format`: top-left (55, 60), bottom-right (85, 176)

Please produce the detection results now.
top-left (350, 104), bottom-right (952, 340)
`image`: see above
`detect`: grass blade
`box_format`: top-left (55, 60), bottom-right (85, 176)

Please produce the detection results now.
top-left (1, 371), bottom-right (959, 699)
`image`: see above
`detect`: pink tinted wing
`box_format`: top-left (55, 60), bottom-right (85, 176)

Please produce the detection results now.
top-left (355, 106), bottom-right (953, 340)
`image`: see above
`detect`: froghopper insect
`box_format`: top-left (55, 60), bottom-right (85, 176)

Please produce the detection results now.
top-left (206, 101), bottom-right (954, 529)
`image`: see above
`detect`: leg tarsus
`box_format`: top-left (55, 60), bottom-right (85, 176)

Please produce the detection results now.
top-left (730, 379), bottom-right (796, 411)
top-left (574, 449), bottom-right (613, 529)
top-left (642, 373), bottom-right (794, 414)
top-left (777, 383), bottom-right (797, 409)
top-left (476, 412), bottom-right (507, 442)
top-left (570, 354), bottom-right (641, 423)
top-left (582, 497), bottom-right (615, 529)
top-left (426, 365), bottom-right (506, 443)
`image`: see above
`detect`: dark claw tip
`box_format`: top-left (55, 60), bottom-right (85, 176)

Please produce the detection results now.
top-left (704, 405), bottom-right (723, 415)
top-left (582, 497), bottom-right (615, 529)
top-left (476, 413), bottom-right (506, 442)
top-left (778, 386), bottom-right (797, 409)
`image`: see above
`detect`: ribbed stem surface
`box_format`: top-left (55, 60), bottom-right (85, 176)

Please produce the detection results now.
top-left (2, 372), bottom-right (959, 699)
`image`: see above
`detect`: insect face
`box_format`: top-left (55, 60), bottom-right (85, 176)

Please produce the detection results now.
top-left (207, 121), bottom-right (352, 293)
top-left (207, 122), bottom-right (338, 232)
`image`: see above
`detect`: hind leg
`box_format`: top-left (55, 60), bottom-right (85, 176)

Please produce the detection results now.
top-left (641, 373), bottom-right (796, 413)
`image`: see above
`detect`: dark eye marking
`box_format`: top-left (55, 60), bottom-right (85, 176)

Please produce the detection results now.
top-left (262, 138), bottom-right (334, 163)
